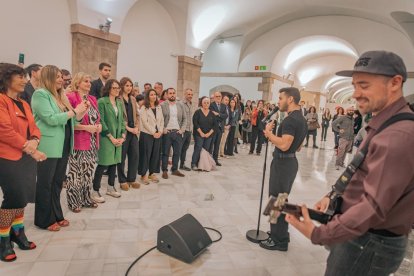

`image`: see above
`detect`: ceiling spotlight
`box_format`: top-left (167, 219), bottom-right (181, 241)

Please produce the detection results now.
top-left (99, 17), bottom-right (113, 33)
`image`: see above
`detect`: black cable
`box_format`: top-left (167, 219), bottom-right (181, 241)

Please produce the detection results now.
top-left (125, 246), bottom-right (156, 276)
top-left (204, 227), bottom-right (222, 243)
top-left (125, 227), bottom-right (222, 275)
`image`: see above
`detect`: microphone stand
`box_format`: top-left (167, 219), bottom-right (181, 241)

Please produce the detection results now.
top-left (246, 116), bottom-right (276, 243)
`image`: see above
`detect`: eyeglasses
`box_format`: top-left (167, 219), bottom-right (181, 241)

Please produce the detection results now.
top-left (215, 95), bottom-right (222, 98)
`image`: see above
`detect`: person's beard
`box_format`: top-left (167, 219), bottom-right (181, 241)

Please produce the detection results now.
top-left (169, 97), bottom-right (176, 102)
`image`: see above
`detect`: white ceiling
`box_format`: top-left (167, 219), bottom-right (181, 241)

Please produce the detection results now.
top-left (71, 0), bottom-right (414, 102)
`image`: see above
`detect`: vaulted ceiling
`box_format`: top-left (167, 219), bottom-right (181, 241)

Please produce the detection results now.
top-left (69, 0), bottom-right (414, 103)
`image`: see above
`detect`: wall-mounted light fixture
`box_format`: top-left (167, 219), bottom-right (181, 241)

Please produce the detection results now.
top-left (99, 17), bottom-right (112, 33)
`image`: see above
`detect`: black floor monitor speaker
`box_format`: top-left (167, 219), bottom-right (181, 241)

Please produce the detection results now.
top-left (157, 214), bottom-right (212, 263)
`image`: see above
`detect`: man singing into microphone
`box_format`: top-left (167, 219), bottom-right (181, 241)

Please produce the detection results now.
top-left (259, 87), bottom-right (307, 251)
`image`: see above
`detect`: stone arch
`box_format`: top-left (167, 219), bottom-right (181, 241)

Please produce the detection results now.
top-left (209, 85), bottom-right (240, 99)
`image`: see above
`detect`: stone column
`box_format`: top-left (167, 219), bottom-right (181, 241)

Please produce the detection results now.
top-left (71, 24), bottom-right (121, 78)
top-left (177, 56), bottom-right (203, 108)
top-left (258, 76), bottom-right (274, 101)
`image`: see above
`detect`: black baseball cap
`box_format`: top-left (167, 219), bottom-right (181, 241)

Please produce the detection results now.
top-left (336, 50), bottom-right (407, 82)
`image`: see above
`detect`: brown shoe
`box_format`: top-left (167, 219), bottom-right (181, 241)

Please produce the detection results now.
top-left (162, 171), bottom-right (168, 179)
top-left (140, 176), bottom-right (150, 184)
top-left (120, 183), bottom-right (129, 191)
top-left (148, 174), bottom-right (159, 183)
top-left (128, 182), bottom-right (140, 189)
top-left (171, 170), bottom-right (185, 177)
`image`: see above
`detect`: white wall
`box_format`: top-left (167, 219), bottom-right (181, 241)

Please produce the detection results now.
top-left (0, 0), bottom-right (72, 69)
top-left (202, 36), bottom-right (243, 72)
top-left (117, 0), bottom-right (180, 89)
top-left (200, 77), bottom-right (262, 101)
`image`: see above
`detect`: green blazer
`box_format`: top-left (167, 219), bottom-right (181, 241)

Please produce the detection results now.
top-left (31, 88), bottom-right (74, 158)
top-left (98, 97), bottom-right (126, 166)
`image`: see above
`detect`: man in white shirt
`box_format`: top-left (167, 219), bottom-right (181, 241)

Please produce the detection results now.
top-left (161, 88), bottom-right (188, 179)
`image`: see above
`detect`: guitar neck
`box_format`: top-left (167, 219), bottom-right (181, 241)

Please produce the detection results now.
top-left (283, 203), bottom-right (330, 224)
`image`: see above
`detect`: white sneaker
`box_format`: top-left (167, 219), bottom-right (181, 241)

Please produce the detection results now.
top-left (106, 186), bottom-right (121, 198)
top-left (91, 191), bottom-right (105, 203)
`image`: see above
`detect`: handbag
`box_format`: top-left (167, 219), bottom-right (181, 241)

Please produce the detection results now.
top-left (308, 121), bottom-right (320, 130)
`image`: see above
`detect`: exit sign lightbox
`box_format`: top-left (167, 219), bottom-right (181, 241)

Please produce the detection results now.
top-left (254, 65), bottom-right (267, 71)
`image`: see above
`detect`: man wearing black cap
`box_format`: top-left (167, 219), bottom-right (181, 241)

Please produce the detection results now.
top-left (286, 51), bottom-right (414, 275)
top-left (259, 87), bottom-right (307, 251)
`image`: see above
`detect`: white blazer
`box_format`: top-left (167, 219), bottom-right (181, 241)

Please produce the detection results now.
top-left (139, 105), bottom-right (164, 135)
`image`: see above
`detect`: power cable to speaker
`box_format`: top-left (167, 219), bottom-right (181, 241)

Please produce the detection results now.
top-left (124, 227), bottom-right (222, 276)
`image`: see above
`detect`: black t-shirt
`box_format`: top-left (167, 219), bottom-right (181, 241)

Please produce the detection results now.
top-left (275, 109), bottom-right (307, 154)
top-left (21, 82), bottom-right (35, 106)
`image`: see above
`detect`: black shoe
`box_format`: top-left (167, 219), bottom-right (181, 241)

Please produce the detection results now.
top-left (313, 145), bottom-right (319, 149)
top-left (248, 152), bottom-right (253, 155)
top-left (259, 237), bottom-right (288, 251)
top-left (256, 152), bottom-right (260, 156)
top-left (304, 144), bottom-right (308, 147)
top-left (180, 165), bottom-right (191, 171)
top-left (234, 150), bottom-right (238, 154)
top-left (215, 161), bottom-right (222, 166)
top-left (10, 228), bottom-right (36, 250)
top-left (266, 231), bottom-right (290, 242)
top-left (0, 236), bottom-right (16, 262)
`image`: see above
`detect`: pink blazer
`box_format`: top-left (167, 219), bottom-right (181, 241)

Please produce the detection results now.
top-left (67, 91), bottom-right (100, 150)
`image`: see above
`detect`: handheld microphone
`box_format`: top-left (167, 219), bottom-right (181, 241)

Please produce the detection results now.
top-left (262, 106), bottom-right (279, 123)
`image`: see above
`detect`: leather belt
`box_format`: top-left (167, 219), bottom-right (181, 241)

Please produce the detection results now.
top-left (274, 152), bottom-right (296, 159)
top-left (368, 228), bottom-right (401, 237)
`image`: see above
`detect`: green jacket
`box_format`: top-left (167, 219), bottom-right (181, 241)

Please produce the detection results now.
top-left (97, 97), bottom-right (126, 166)
top-left (31, 88), bottom-right (74, 158)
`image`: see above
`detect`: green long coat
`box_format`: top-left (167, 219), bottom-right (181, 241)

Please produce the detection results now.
top-left (97, 97), bottom-right (126, 166)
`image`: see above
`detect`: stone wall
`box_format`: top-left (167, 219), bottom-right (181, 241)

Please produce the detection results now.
top-left (177, 56), bottom-right (202, 108)
top-left (71, 24), bottom-right (120, 78)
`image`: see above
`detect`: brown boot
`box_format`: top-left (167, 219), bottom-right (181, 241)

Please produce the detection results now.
top-left (128, 182), bottom-right (140, 189)
top-left (120, 183), bottom-right (129, 191)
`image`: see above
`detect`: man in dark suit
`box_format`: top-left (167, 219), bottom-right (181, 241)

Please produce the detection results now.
top-left (90, 62), bottom-right (111, 99)
top-left (209, 91), bottom-right (228, 166)
top-left (21, 63), bottom-right (42, 106)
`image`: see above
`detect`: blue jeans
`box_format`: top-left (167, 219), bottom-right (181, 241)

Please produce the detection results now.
top-left (325, 232), bottom-right (407, 276)
top-left (191, 135), bottom-right (212, 166)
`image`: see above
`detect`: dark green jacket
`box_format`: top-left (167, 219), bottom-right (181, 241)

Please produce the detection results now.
top-left (97, 97), bottom-right (126, 165)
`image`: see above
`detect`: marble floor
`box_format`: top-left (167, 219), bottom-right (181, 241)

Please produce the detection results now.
top-left (1, 134), bottom-right (352, 276)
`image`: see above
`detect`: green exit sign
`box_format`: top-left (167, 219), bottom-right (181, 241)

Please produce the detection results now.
top-left (254, 66), bottom-right (267, 71)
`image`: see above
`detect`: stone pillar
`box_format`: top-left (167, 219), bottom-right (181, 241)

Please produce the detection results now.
top-left (177, 56), bottom-right (203, 108)
top-left (258, 76), bottom-right (274, 101)
top-left (71, 24), bottom-right (120, 78)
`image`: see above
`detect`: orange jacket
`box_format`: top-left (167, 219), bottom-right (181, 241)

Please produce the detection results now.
top-left (0, 94), bottom-right (41, 160)
top-left (251, 108), bottom-right (268, 126)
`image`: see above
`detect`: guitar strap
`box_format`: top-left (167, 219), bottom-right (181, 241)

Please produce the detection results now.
top-left (328, 113), bottom-right (414, 207)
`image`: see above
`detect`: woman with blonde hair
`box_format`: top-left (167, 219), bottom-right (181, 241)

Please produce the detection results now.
top-left (65, 72), bottom-right (102, 212)
top-left (32, 65), bottom-right (88, 231)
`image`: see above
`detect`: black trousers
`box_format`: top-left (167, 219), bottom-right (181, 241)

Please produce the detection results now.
top-left (93, 164), bottom-right (116, 191)
top-left (138, 132), bottom-right (161, 176)
top-left (162, 131), bottom-right (183, 172)
top-left (306, 129), bottom-right (317, 146)
top-left (321, 126), bottom-right (329, 141)
top-left (117, 132), bottom-right (139, 183)
top-left (268, 155), bottom-right (298, 242)
top-left (225, 126), bottom-right (236, 155)
top-left (35, 153), bottom-right (69, 229)
top-left (250, 126), bottom-right (264, 153)
top-left (209, 128), bottom-right (223, 161)
top-left (242, 130), bottom-right (251, 144)
top-left (180, 131), bottom-right (192, 167)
